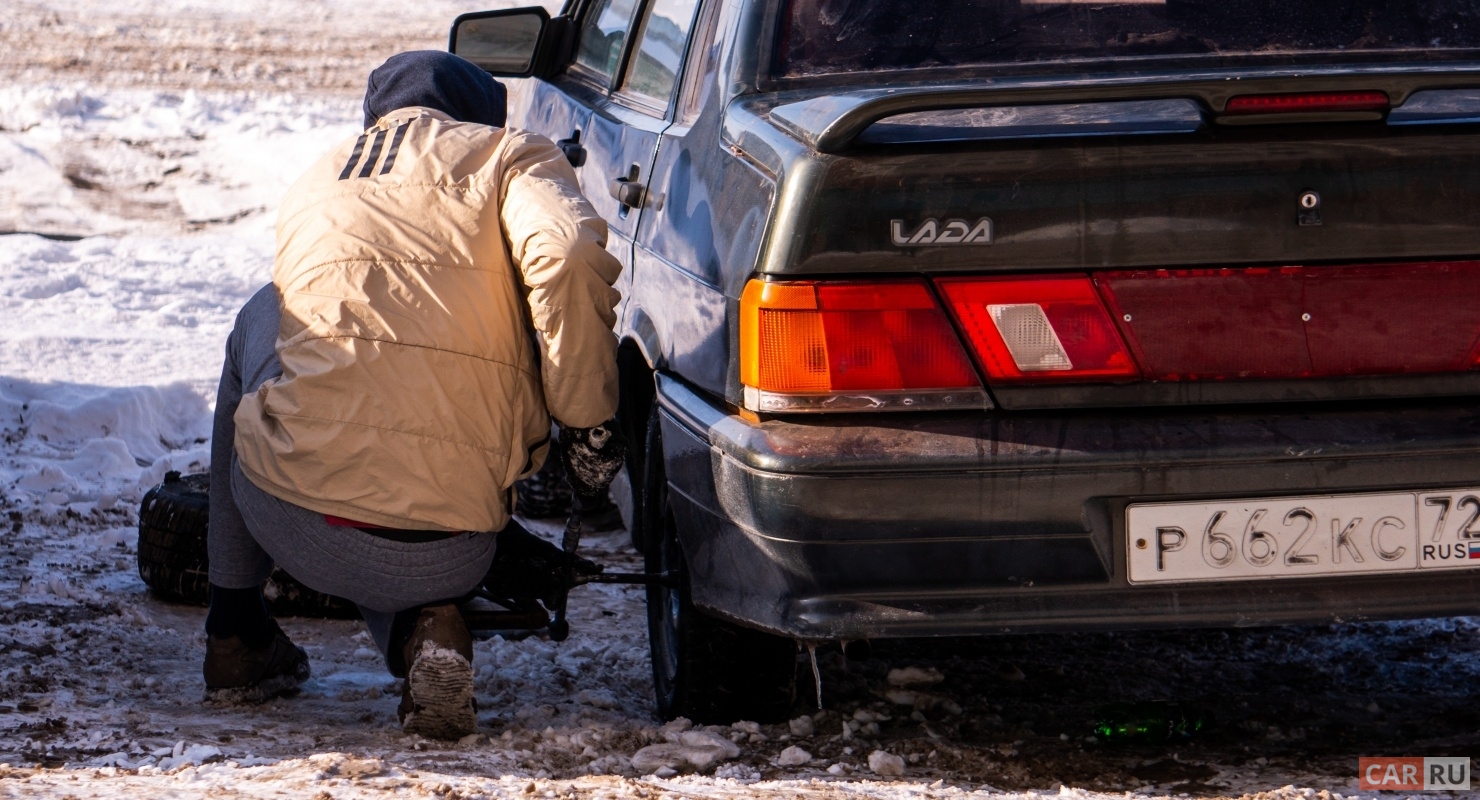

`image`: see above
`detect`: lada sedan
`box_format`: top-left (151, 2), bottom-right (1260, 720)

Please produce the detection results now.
top-left (450, 0), bottom-right (1480, 722)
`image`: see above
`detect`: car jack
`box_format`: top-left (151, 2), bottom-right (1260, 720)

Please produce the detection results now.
top-left (461, 498), bottom-right (676, 640)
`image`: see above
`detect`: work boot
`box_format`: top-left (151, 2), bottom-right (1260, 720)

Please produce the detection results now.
top-left (397, 604), bottom-right (476, 739)
top-left (203, 618), bottom-right (311, 704)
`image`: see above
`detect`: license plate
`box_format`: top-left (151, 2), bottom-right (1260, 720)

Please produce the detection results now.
top-left (1127, 488), bottom-right (1480, 584)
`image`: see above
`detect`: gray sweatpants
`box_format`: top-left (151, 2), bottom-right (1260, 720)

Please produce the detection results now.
top-left (208, 285), bottom-right (498, 656)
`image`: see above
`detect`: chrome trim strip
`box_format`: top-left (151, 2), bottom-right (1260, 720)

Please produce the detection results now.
top-left (743, 386), bottom-right (992, 413)
top-left (858, 99), bottom-right (1204, 144)
top-left (1389, 88), bottom-right (1480, 125)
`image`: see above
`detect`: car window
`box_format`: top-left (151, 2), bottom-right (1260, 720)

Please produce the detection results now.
top-left (678, 0), bottom-right (722, 123)
top-left (574, 0), bottom-right (642, 83)
top-left (777, 0), bottom-right (1480, 78)
top-left (622, 0), bottom-right (702, 108)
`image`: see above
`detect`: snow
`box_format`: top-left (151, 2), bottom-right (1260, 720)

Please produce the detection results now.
top-left (0, 85), bottom-right (353, 238)
top-left (888, 666), bottom-right (946, 687)
top-left (777, 745), bottom-right (812, 766)
top-left (870, 749), bottom-right (907, 777)
top-left (630, 724), bottom-right (743, 775)
top-left (3, 0), bottom-right (1480, 798)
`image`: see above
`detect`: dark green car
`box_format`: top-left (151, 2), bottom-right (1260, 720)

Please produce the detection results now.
top-left (454, 0), bottom-right (1480, 723)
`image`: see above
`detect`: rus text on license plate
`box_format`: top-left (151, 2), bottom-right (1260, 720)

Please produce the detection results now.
top-left (1126, 489), bottom-right (1480, 584)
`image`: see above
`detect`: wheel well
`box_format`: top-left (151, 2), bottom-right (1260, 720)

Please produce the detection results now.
top-left (617, 339), bottom-right (657, 552)
top-left (616, 339), bottom-right (655, 454)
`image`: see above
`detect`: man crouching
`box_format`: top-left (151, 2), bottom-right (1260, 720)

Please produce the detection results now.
top-left (201, 51), bottom-right (624, 738)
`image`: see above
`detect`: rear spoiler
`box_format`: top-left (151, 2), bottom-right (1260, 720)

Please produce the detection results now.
top-left (766, 68), bottom-right (1480, 153)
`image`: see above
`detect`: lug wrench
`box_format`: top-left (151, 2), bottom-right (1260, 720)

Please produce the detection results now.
top-left (546, 495), bottom-right (583, 641)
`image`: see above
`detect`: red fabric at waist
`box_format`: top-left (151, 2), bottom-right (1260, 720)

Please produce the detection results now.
top-left (324, 514), bottom-right (383, 529)
top-left (322, 515), bottom-right (463, 543)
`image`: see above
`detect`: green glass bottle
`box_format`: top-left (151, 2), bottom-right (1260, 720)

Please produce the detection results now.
top-left (1092, 701), bottom-right (1211, 743)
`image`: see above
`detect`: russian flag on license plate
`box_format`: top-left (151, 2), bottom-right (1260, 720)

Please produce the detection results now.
top-left (1469, 542), bottom-right (1480, 559)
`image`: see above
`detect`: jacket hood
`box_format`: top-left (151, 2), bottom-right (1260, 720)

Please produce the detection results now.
top-left (362, 51), bottom-right (507, 129)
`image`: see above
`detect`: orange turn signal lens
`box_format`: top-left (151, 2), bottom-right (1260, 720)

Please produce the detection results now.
top-left (740, 279), bottom-right (979, 397)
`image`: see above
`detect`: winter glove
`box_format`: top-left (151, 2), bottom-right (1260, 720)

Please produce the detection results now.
top-left (557, 418), bottom-right (627, 505)
top-left (484, 521), bottom-right (601, 606)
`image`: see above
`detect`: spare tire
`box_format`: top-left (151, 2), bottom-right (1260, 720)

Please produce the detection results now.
top-left (136, 472), bottom-right (212, 605)
top-left (136, 471), bottom-right (356, 619)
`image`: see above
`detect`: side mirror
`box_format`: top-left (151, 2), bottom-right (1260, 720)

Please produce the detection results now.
top-left (449, 7), bottom-right (553, 78)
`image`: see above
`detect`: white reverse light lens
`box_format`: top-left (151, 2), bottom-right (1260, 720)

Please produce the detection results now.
top-left (987, 303), bottom-right (1073, 371)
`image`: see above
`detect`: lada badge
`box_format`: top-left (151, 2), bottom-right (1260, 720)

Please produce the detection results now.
top-left (890, 217), bottom-right (993, 246)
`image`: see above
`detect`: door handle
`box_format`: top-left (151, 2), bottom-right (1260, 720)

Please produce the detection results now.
top-left (556, 129), bottom-right (586, 168)
top-left (608, 164), bottom-right (645, 209)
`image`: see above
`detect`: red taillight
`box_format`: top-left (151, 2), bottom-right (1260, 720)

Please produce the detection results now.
top-left (1302, 263), bottom-right (1480, 375)
top-left (1223, 91), bottom-right (1389, 115)
top-left (741, 263), bottom-right (1480, 411)
top-left (1096, 262), bottom-right (1480, 380)
top-left (739, 279), bottom-right (981, 410)
top-left (1096, 267), bottom-right (1311, 380)
top-left (935, 275), bottom-right (1138, 384)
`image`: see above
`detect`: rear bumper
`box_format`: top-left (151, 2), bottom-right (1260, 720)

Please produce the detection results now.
top-left (656, 374), bottom-right (1480, 639)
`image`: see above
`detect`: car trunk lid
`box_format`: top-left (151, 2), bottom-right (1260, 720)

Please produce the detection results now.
top-left (739, 85), bottom-right (1480, 409)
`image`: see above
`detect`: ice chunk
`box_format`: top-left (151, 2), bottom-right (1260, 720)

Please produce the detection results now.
top-left (868, 749), bottom-right (905, 777)
top-left (156, 743), bottom-right (223, 772)
top-left (886, 689), bottom-right (916, 706)
top-left (715, 763), bottom-right (761, 781)
top-left (17, 465), bottom-right (73, 494)
top-left (777, 745), bottom-right (812, 767)
top-left (574, 689), bottom-right (617, 709)
top-left (886, 666), bottom-right (944, 686)
top-left (630, 730), bottom-right (741, 774)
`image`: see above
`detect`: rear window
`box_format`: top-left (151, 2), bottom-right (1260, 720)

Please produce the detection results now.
top-left (777, 0), bottom-right (1480, 79)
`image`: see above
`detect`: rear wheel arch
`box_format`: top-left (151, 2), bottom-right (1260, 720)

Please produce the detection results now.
top-left (617, 338), bottom-right (657, 552)
top-left (619, 338), bottom-right (799, 721)
top-left (639, 401), bottom-right (798, 723)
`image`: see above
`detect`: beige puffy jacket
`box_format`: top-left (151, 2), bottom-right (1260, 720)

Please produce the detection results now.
top-left (234, 107), bottom-right (622, 533)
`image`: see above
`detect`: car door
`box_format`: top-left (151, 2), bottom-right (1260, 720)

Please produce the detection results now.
top-left (574, 0), bottom-right (704, 328)
top-left (502, 5), bottom-right (603, 176)
top-left (628, 0), bottom-right (743, 393)
top-left (502, 0), bottom-right (649, 317)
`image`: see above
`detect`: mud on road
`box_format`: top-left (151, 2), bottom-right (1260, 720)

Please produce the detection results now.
top-left (4, 493), bottom-right (1479, 798)
top-left (797, 620), bottom-right (1480, 794)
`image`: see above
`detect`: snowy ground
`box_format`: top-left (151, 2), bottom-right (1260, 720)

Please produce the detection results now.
top-left (3, 1), bottom-right (1480, 798)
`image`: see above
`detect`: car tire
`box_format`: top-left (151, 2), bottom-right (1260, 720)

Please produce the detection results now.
top-left (640, 404), bottom-right (798, 724)
top-left (136, 472), bottom-right (213, 605)
top-left (136, 471), bottom-right (356, 619)
top-left (512, 454), bottom-right (573, 519)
